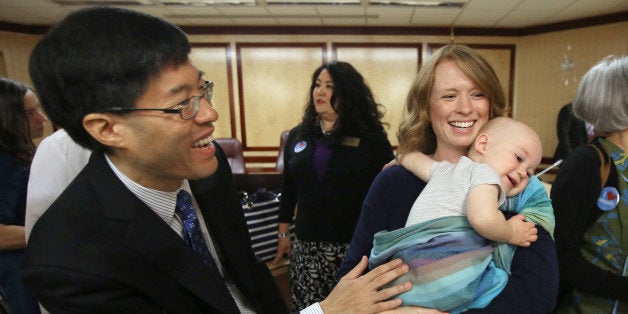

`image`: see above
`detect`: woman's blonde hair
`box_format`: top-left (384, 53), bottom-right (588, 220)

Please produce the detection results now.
top-left (396, 45), bottom-right (508, 157)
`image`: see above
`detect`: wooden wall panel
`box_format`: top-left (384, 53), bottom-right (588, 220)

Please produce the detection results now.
top-left (237, 43), bottom-right (326, 149)
top-left (473, 47), bottom-right (514, 112)
top-left (0, 52), bottom-right (6, 77)
top-left (515, 21), bottom-right (628, 160)
top-left (0, 30), bottom-right (40, 84)
top-left (333, 44), bottom-right (421, 146)
top-left (190, 44), bottom-right (234, 139)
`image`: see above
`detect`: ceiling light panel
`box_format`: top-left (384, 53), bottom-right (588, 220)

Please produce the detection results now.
top-left (369, 0), bottom-right (465, 7)
top-left (159, 0), bottom-right (255, 5)
top-left (51, 0), bottom-right (153, 5)
top-left (266, 0), bottom-right (360, 5)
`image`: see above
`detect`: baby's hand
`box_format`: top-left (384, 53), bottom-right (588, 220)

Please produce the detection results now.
top-left (398, 152), bottom-right (420, 171)
top-left (506, 214), bottom-right (538, 247)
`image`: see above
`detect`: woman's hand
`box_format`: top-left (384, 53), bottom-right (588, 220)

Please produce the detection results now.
top-left (271, 236), bottom-right (291, 265)
top-left (319, 256), bottom-right (412, 314)
top-left (271, 223), bottom-right (292, 265)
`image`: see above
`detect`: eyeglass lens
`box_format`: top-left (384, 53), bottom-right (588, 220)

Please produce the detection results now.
top-left (181, 81), bottom-right (213, 120)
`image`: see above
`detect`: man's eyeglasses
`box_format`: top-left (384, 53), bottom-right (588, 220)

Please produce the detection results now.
top-left (105, 81), bottom-right (213, 120)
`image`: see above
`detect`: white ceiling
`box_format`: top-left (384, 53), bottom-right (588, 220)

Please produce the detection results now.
top-left (0, 0), bottom-right (626, 28)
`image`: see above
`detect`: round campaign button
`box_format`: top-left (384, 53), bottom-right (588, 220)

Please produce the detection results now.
top-left (294, 141), bottom-right (307, 153)
top-left (597, 187), bottom-right (620, 211)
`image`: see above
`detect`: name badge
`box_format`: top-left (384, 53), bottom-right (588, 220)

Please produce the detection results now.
top-left (342, 137), bottom-right (360, 147)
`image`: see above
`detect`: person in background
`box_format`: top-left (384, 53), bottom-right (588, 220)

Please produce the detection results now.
top-left (0, 77), bottom-right (46, 314)
top-left (21, 7), bottom-right (412, 313)
top-left (551, 55), bottom-right (627, 313)
top-left (553, 102), bottom-right (592, 162)
top-left (24, 128), bottom-right (91, 242)
top-left (273, 61), bottom-right (394, 310)
top-left (338, 44), bottom-right (559, 313)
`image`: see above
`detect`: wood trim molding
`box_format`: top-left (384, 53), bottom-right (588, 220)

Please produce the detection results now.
top-left (2, 11), bottom-right (625, 36)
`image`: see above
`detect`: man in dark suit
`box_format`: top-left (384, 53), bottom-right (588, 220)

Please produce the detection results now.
top-left (22, 6), bottom-right (412, 314)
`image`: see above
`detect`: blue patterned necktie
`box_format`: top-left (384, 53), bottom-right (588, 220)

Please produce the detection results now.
top-left (175, 190), bottom-right (219, 270)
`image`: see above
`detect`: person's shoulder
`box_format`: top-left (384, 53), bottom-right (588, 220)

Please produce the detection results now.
top-left (286, 125), bottom-right (304, 141)
top-left (0, 150), bottom-right (14, 162)
top-left (457, 156), bottom-right (476, 166)
top-left (40, 129), bottom-right (72, 146)
top-left (0, 151), bottom-right (23, 170)
top-left (367, 165), bottom-right (426, 209)
top-left (357, 129), bottom-right (389, 142)
top-left (40, 129), bottom-right (89, 151)
top-left (376, 165), bottom-right (422, 186)
top-left (562, 142), bottom-right (599, 166)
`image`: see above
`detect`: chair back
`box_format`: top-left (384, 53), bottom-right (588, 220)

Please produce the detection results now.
top-left (215, 138), bottom-right (247, 174)
top-left (275, 130), bottom-right (290, 173)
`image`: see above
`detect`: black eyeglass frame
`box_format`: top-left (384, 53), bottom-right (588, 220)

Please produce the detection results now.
top-left (105, 80), bottom-right (213, 120)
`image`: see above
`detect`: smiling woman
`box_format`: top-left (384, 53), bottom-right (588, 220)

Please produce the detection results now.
top-left (339, 45), bottom-right (559, 313)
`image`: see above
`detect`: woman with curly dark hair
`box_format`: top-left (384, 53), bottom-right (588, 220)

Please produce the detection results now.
top-left (272, 61), bottom-right (394, 310)
top-left (0, 77), bottom-right (47, 314)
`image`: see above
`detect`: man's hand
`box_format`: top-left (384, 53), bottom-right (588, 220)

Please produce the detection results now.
top-left (320, 256), bottom-right (412, 314)
top-left (379, 307), bottom-right (447, 314)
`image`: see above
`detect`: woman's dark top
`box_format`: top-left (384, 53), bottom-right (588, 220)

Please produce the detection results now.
top-left (278, 125), bottom-right (394, 243)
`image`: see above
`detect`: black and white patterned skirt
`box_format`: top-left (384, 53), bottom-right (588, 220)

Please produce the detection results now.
top-left (289, 239), bottom-right (349, 311)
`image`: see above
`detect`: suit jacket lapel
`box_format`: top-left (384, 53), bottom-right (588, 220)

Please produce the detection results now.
top-left (190, 152), bottom-right (262, 310)
top-left (86, 153), bottom-right (239, 313)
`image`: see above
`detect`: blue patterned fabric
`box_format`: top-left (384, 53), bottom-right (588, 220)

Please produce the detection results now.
top-left (175, 190), bottom-right (218, 270)
top-left (501, 176), bottom-right (555, 238)
top-left (369, 176), bottom-right (556, 313)
top-left (370, 216), bottom-right (508, 313)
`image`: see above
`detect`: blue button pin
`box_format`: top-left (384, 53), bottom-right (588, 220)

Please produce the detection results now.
top-left (597, 187), bottom-right (620, 211)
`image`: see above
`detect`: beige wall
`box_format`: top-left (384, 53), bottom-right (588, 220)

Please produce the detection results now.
top-left (2, 21), bottom-right (626, 171)
top-left (0, 30), bottom-right (40, 84)
top-left (514, 22), bottom-right (628, 159)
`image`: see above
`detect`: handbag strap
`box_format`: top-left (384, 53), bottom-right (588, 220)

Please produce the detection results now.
top-left (590, 143), bottom-right (611, 189)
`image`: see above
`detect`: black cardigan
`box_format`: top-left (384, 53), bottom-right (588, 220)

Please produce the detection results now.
top-left (278, 125), bottom-right (394, 243)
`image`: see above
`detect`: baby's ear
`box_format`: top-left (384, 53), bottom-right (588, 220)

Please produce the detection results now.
top-left (474, 134), bottom-right (489, 154)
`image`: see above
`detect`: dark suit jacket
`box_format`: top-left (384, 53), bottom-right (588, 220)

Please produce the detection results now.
top-left (22, 144), bottom-right (288, 314)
